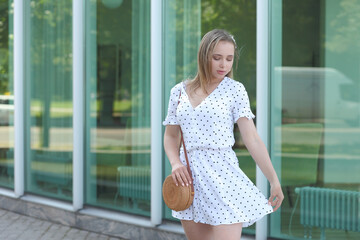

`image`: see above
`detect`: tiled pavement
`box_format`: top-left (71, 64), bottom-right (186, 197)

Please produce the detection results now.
top-left (0, 209), bottom-right (126, 240)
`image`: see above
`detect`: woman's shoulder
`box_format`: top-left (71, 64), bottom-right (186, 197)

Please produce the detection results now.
top-left (168, 81), bottom-right (188, 99)
top-left (225, 77), bottom-right (246, 90)
top-left (170, 82), bottom-right (184, 93)
top-left (170, 79), bottom-right (193, 92)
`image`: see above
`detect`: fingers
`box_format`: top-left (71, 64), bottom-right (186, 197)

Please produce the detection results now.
top-left (268, 183), bottom-right (284, 212)
top-left (268, 194), bottom-right (275, 204)
top-left (268, 193), bottom-right (284, 212)
top-left (182, 167), bottom-right (192, 186)
top-left (172, 165), bottom-right (192, 187)
top-left (273, 203), bottom-right (280, 212)
top-left (272, 197), bottom-right (283, 212)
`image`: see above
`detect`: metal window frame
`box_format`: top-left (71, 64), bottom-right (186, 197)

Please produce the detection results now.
top-left (14, 0), bottom-right (25, 198)
top-left (71, 0), bottom-right (164, 227)
top-left (72, 0), bottom-right (85, 211)
top-left (150, 0), bottom-right (163, 227)
top-left (256, 0), bottom-right (270, 239)
top-left (11, 0), bottom-right (76, 211)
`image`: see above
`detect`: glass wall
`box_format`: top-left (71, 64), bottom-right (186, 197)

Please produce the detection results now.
top-left (25, 0), bottom-right (73, 201)
top-left (270, 1), bottom-right (360, 239)
top-left (0, 0), bottom-right (14, 189)
top-left (84, 0), bottom-right (151, 216)
top-left (163, 0), bottom-right (258, 234)
top-left (4, 1), bottom-right (360, 238)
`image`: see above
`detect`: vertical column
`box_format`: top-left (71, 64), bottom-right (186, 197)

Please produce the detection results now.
top-left (14, 0), bottom-right (24, 197)
top-left (73, 0), bottom-right (84, 211)
top-left (269, 1), bottom-right (283, 236)
top-left (150, 0), bottom-right (163, 226)
top-left (256, 0), bottom-right (270, 239)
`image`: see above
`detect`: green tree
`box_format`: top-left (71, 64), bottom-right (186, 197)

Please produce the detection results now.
top-left (0, 0), bottom-right (10, 94)
top-left (326, 0), bottom-right (360, 53)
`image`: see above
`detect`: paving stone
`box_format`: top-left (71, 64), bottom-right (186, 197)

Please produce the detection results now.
top-left (0, 209), bottom-right (125, 240)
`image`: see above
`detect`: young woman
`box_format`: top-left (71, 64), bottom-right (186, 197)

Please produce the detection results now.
top-left (163, 29), bottom-right (284, 240)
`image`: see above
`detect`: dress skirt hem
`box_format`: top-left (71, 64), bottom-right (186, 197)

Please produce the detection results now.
top-left (172, 210), bottom-right (272, 227)
top-left (171, 148), bottom-right (273, 228)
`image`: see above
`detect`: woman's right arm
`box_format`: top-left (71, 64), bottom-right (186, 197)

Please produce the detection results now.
top-left (164, 125), bottom-right (192, 187)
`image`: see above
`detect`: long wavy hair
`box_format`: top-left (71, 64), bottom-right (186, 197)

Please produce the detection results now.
top-left (187, 29), bottom-right (237, 96)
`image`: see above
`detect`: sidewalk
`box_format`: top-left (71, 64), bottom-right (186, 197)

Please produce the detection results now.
top-left (0, 209), bottom-right (125, 240)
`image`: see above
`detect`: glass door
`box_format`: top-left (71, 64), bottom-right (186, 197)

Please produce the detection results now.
top-left (270, 1), bottom-right (360, 239)
top-left (25, 0), bottom-right (73, 201)
top-left (84, 0), bottom-right (151, 216)
top-left (162, 1), bottom-right (258, 236)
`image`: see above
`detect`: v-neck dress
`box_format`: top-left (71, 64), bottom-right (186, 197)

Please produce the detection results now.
top-left (163, 77), bottom-right (273, 227)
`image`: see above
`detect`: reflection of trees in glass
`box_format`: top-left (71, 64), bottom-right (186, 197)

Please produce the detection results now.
top-left (27, 0), bottom-right (73, 150)
top-left (0, 0), bottom-right (10, 94)
top-left (96, 0), bottom-right (133, 96)
top-left (167, 0), bottom-right (257, 105)
top-left (326, 0), bottom-right (360, 53)
top-left (201, 0), bottom-right (257, 104)
top-left (30, 0), bottom-right (72, 101)
top-left (282, 0), bottom-right (321, 67)
top-left (95, 0), bottom-right (136, 122)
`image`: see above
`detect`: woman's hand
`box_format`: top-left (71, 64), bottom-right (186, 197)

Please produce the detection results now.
top-left (268, 182), bottom-right (284, 212)
top-left (171, 162), bottom-right (192, 187)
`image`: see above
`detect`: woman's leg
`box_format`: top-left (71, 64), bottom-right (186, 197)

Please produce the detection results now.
top-left (181, 220), bottom-right (213, 240)
top-left (212, 223), bottom-right (243, 240)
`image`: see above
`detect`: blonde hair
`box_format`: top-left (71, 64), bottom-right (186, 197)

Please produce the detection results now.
top-left (187, 29), bottom-right (237, 95)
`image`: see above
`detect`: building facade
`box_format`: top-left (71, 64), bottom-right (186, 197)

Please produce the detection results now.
top-left (0, 0), bottom-right (359, 239)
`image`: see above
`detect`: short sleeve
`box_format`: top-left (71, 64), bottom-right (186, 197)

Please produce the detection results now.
top-left (163, 84), bottom-right (181, 125)
top-left (232, 83), bottom-right (255, 123)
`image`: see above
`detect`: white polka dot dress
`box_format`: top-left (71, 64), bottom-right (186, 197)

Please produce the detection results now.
top-left (163, 77), bottom-right (273, 227)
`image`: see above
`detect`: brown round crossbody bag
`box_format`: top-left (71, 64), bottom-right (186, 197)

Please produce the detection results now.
top-left (162, 91), bottom-right (194, 211)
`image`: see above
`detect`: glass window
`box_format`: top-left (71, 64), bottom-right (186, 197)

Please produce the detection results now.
top-left (270, 1), bottom-right (360, 239)
top-left (0, 0), bottom-right (14, 189)
top-left (25, 1), bottom-right (73, 201)
top-left (163, 0), bottom-right (257, 234)
top-left (85, 0), bottom-right (151, 216)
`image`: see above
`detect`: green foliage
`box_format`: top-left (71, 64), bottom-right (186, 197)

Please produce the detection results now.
top-left (0, 0), bottom-right (10, 94)
top-left (0, 49), bottom-right (9, 93)
top-left (201, 0), bottom-right (257, 102)
top-left (282, 0), bottom-right (322, 67)
top-left (29, 0), bottom-right (73, 100)
top-left (326, 0), bottom-right (360, 53)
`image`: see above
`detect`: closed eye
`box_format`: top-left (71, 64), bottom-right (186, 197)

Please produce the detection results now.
top-left (213, 54), bottom-right (233, 61)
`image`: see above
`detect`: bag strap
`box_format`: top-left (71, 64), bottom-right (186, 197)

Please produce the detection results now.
top-left (178, 90), bottom-right (194, 190)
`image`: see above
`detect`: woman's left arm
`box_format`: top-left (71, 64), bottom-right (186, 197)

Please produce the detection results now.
top-left (237, 117), bottom-right (284, 211)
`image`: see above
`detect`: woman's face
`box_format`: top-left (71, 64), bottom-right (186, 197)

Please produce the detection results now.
top-left (210, 40), bottom-right (235, 82)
